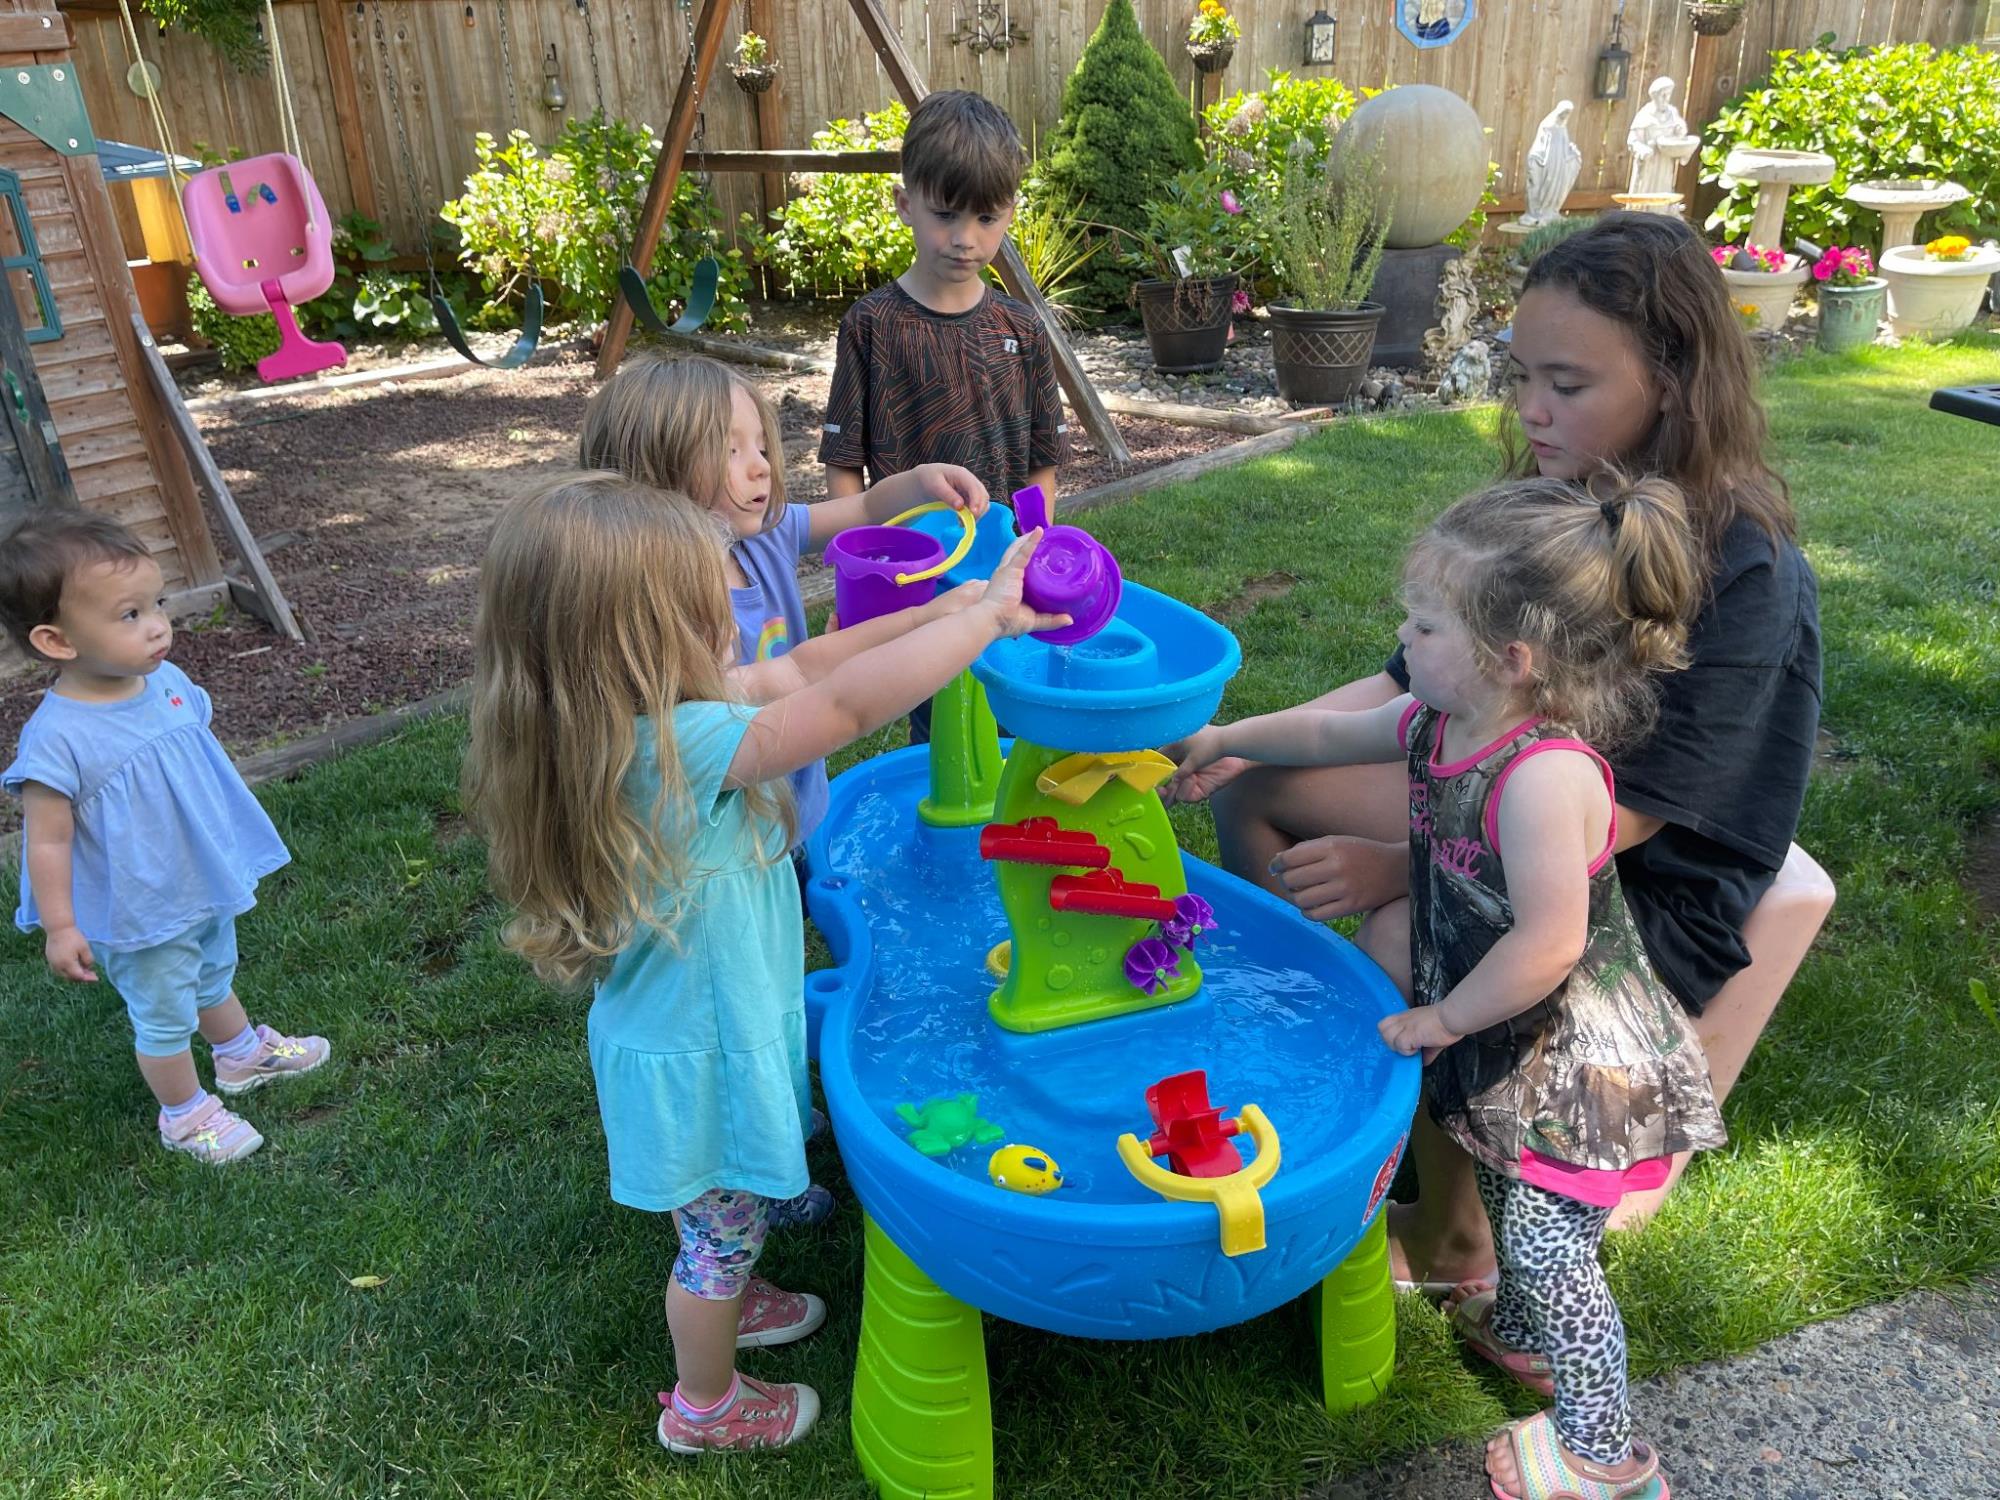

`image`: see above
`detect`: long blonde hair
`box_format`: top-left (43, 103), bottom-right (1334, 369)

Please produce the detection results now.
top-left (1404, 473), bottom-right (1700, 750)
top-left (578, 352), bottom-right (788, 528)
top-left (463, 470), bottom-right (791, 990)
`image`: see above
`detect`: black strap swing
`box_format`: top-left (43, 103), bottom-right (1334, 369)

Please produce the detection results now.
top-left (370, 0), bottom-right (543, 370)
top-left (612, 0), bottom-right (721, 338)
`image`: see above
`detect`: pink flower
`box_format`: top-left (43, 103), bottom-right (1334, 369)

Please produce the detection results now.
top-left (1231, 288), bottom-right (1251, 313)
top-left (1220, 189), bottom-right (1243, 215)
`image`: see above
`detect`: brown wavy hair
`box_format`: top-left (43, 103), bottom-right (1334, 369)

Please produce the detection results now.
top-left (578, 352), bottom-right (787, 529)
top-left (463, 471), bottom-right (792, 990)
top-left (1500, 212), bottom-right (1794, 568)
top-left (1405, 472), bottom-right (1702, 750)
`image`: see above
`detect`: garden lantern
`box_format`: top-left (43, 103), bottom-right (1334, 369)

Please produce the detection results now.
top-left (1304, 7), bottom-right (1337, 66)
top-left (540, 43), bottom-right (566, 113)
top-left (1593, 11), bottom-right (1631, 100)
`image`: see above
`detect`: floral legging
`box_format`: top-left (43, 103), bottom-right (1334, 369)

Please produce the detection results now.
top-left (671, 1188), bottom-right (773, 1299)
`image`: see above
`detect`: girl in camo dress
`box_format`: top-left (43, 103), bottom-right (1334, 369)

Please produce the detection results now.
top-left (1170, 473), bottom-right (1724, 1500)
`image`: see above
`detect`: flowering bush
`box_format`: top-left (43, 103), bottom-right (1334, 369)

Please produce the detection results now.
top-left (440, 112), bottom-right (747, 328)
top-left (1188, 0), bottom-right (1240, 44)
top-left (1924, 234), bottom-right (1973, 261)
top-left (1116, 160), bottom-right (1254, 283)
top-left (742, 103), bottom-right (910, 296)
top-left (1712, 244), bottom-right (1788, 273)
top-left (1204, 70), bottom-right (1357, 202)
top-left (1812, 245), bottom-right (1875, 286)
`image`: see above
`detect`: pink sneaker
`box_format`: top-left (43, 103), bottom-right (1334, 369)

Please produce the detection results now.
top-left (656, 1373), bottom-right (820, 1454)
top-left (736, 1276), bottom-right (826, 1349)
top-left (159, 1095), bottom-right (264, 1164)
top-left (214, 1024), bottom-right (331, 1096)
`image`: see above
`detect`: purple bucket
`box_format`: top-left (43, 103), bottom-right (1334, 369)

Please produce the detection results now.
top-left (825, 525), bottom-right (946, 628)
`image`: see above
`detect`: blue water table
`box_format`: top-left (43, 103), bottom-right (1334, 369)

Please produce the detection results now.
top-left (808, 489), bottom-right (1419, 1498)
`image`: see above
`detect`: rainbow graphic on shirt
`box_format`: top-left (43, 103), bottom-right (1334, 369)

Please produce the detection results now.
top-left (755, 616), bottom-right (790, 661)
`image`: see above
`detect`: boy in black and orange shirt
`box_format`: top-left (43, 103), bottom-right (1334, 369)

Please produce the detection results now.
top-left (820, 89), bottom-right (1068, 742)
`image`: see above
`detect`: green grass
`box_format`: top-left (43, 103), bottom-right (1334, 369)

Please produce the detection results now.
top-left (4, 335), bottom-right (1998, 1497)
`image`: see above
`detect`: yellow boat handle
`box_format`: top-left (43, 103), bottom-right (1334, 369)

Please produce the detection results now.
top-left (1117, 1103), bottom-right (1280, 1257)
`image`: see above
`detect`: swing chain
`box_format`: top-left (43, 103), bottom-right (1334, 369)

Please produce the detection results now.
top-left (494, 0), bottom-right (521, 134)
top-left (682, 0), bottom-right (709, 193)
top-left (368, 0), bottom-right (437, 282)
top-left (577, 0), bottom-right (606, 116)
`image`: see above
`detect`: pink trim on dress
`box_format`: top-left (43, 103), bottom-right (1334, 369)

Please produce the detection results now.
top-left (1427, 713), bottom-right (1545, 777)
top-left (1396, 697), bottom-right (1424, 753)
top-left (1519, 1148), bottom-right (1672, 1208)
top-left (1483, 739), bottom-right (1620, 876)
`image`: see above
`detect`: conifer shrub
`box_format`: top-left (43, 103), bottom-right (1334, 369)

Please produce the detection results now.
top-left (1040, 0), bottom-right (1201, 316)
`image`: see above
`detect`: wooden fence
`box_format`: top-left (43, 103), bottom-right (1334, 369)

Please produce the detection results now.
top-left (62, 0), bottom-right (1987, 260)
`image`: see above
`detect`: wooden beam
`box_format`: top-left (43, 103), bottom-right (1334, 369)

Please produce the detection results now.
top-left (131, 315), bottom-right (307, 643)
top-left (596, 0), bottom-right (731, 379)
top-left (0, 12), bottom-right (68, 49)
top-left (313, 0), bottom-right (378, 225)
top-left (688, 149), bottom-right (900, 173)
top-left (846, 0), bottom-right (1130, 468)
top-left (744, 0), bottom-right (785, 225)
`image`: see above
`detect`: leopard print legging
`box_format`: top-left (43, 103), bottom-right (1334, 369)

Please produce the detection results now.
top-left (1473, 1163), bottom-right (1631, 1465)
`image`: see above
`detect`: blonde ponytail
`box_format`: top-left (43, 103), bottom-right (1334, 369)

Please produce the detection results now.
top-left (1405, 472), bottom-right (1703, 749)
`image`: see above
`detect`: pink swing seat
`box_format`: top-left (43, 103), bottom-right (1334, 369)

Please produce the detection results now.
top-left (182, 151), bottom-right (346, 382)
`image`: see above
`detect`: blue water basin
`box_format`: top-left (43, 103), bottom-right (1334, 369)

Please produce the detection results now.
top-left (807, 746), bottom-right (1420, 1339)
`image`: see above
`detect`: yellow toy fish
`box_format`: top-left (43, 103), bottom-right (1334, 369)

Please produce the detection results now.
top-left (988, 1144), bottom-right (1064, 1195)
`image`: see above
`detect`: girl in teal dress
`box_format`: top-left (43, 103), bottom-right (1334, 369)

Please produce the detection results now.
top-left (465, 471), bottom-right (1063, 1456)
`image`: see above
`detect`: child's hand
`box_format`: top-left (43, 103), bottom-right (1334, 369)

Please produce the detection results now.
top-left (44, 925), bottom-right (96, 983)
top-left (1162, 728), bottom-right (1238, 803)
top-left (1378, 1004), bottom-right (1461, 1064)
top-left (980, 530), bottom-right (1071, 638)
top-left (929, 579), bottom-right (988, 616)
top-left (915, 463), bottom-right (990, 519)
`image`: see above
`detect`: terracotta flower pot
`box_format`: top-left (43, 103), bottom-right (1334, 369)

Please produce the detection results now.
top-left (1880, 243), bottom-right (2000, 338)
top-left (1267, 302), bottom-right (1385, 404)
top-left (1135, 275), bottom-right (1237, 373)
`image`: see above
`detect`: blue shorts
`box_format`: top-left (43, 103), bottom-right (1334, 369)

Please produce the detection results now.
top-left (100, 914), bottom-right (240, 1056)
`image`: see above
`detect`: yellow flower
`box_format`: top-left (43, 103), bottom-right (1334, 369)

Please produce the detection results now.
top-left (1925, 234), bottom-right (1972, 261)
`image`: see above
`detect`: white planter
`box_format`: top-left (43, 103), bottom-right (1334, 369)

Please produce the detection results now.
top-left (1879, 243), bottom-right (2000, 338)
top-left (1720, 257), bottom-right (1810, 331)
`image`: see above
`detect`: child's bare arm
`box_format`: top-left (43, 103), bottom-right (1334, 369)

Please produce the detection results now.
top-left (727, 582), bottom-right (986, 704)
top-left (805, 464), bottom-right (990, 550)
top-left (726, 534), bottom-right (1062, 787)
top-left (1378, 751), bottom-right (1601, 1057)
top-left (22, 783), bottom-right (95, 982)
top-left (825, 465), bottom-right (867, 500)
top-left (1167, 698), bottom-right (1410, 801)
top-left (1026, 465), bottom-right (1055, 499)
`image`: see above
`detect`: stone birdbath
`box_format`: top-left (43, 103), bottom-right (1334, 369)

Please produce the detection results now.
top-left (1843, 178), bottom-right (1972, 257)
top-left (1723, 147), bottom-right (1836, 250)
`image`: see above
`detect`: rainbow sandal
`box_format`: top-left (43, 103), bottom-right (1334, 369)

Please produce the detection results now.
top-left (1489, 1411), bottom-right (1669, 1500)
top-left (1452, 1289), bottom-right (1555, 1397)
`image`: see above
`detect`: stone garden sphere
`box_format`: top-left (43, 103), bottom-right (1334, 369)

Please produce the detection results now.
top-left (1330, 85), bottom-right (1486, 248)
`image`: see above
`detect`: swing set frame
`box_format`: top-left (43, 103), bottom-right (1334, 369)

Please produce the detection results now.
top-left (600, 0), bottom-right (1129, 467)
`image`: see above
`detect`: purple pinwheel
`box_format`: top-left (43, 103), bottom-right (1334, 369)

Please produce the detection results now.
top-left (1163, 893), bottom-right (1216, 951)
top-left (1124, 936), bottom-right (1182, 995)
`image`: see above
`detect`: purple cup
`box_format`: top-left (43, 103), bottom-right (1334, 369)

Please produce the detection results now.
top-left (1011, 484), bottom-right (1123, 645)
top-left (825, 525), bottom-right (946, 628)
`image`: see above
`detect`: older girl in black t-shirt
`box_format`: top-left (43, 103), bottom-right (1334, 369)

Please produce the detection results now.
top-left (1181, 213), bottom-right (1833, 1294)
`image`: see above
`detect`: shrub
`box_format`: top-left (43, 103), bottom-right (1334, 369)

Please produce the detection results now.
top-left (1254, 147), bottom-right (1386, 310)
top-left (745, 102), bottom-right (911, 296)
top-left (1203, 70), bottom-right (1357, 203)
top-left (188, 279), bottom-right (280, 373)
top-left (296, 212), bottom-right (444, 342)
top-left (1040, 0), bottom-right (1200, 315)
top-left (440, 111), bottom-right (748, 328)
top-left (1010, 181), bottom-right (1101, 324)
top-left (1701, 42), bottom-right (2000, 248)
top-left (1114, 160), bottom-right (1253, 284)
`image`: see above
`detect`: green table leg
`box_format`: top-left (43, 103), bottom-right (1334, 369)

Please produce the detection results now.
top-left (851, 1215), bottom-right (993, 1499)
top-left (1316, 1212), bottom-right (1397, 1413)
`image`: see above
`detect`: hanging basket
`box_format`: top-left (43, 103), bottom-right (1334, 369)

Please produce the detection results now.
top-left (732, 62), bottom-right (779, 94)
top-left (1686, 2), bottom-right (1746, 36)
top-left (1186, 38), bottom-right (1235, 73)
